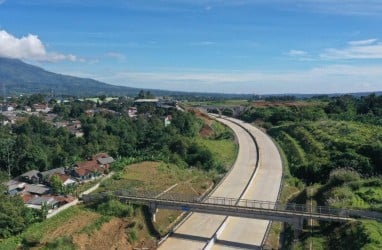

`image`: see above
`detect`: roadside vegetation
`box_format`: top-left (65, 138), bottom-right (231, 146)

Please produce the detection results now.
top-left (237, 94), bottom-right (382, 249)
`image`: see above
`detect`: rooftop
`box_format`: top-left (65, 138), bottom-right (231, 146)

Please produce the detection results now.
top-left (20, 170), bottom-right (40, 178)
top-left (40, 167), bottom-right (66, 178)
top-left (97, 156), bottom-right (114, 165)
top-left (25, 184), bottom-right (51, 195)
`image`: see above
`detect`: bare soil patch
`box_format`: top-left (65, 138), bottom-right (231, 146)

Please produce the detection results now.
top-left (73, 218), bottom-right (131, 250)
top-left (199, 123), bottom-right (214, 138)
top-left (189, 108), bottom-right (213, 125)
top-left (42, 210), bottom-right (100, 243)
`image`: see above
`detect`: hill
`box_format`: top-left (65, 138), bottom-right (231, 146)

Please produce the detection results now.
top-left (0, 57), bottom-right (146, 97)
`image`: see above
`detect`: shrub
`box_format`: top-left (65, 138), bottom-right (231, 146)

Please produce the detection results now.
top-left (328, 169), bottom-right (361, 186)
top-left (97, 199), bottom-right (134, 217)
top-left (127, 228), bottom-right (138, 244)
top-left (43, 236), bottom-right (75, 250)
top-left (22, 230), bottom-right (43, 247)
top-left (112, 172), bottom-right (123, 180)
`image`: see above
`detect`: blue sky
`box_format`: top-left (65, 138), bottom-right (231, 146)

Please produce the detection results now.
top-left (1, 0), bottom-right (382, 94)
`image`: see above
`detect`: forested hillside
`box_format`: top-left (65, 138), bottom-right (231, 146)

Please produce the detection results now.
top-left (0, 102), bottom-right (227, 177)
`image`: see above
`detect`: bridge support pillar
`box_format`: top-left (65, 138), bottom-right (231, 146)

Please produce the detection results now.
top-left (291, 218), bottom-right (304, 241)
top-left (149, 202), bottom-right (158, 223)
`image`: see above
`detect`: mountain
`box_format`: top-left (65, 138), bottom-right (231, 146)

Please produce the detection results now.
top-left (0, 57), bottom-right (256, 98)
top-left (1, 57), bottom-right (380, 98)
top-left (0, 57), bottom-right (144, 97)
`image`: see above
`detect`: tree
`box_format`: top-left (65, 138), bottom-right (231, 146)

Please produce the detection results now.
top-left (0, 186), bottom-right (41, 238)
top-left (0, 137), bottom-right (15, 180)
top-left (50, 175), bottom-right (64, 194)
top-left (136, 90), bottom-right (145, 100)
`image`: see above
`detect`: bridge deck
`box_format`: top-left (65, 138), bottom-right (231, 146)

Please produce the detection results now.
top-left (83, 191), bottom-right (382, 223)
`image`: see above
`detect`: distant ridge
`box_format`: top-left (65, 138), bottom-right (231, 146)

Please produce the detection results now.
top-left (0, 57), bottom-right (380, 98)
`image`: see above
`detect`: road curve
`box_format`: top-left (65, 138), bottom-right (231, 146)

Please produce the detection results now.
top-left (159, 118), bottom-right (258, 249)
top-left (159, 116), bottom-right (283, 249)
top-left (212, 117), bottom-right (283, 249)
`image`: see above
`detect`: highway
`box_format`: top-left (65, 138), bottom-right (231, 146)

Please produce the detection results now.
top-left (159, 116), bottom-right (283, 249)
top-left (212, 117), bottom-right (283, 249)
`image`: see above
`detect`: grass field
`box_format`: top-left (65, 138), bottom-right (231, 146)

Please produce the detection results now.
top-left (97, 161), bottom-right (216, 236)
top-left (196, 138), bottom-right (238, 169)
top-left (99, 161), bottom-right (213, 195)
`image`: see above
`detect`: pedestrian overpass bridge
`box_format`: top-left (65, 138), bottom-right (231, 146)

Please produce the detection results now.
top-left (82, 190), bottom-right (382, 227)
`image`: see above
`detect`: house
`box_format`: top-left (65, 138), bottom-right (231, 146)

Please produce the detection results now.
top-left (26, 196), bottom-right (59, 210)
top-left (5, 105), bottom-right (14, 112)
top-left (134, 98), bottom-right (159, 104)
top-left (39, 167), bottom-right (76, 186)
top-left (24, 106), bottom-right (32, 112)
top-left (25, 184), bottom-right (51, 195)
top-left (20, 170), bottom-right (41, 184)
top-left (1, 111), bottom-right (19, 125)
top-left (40, 167), bottom-right (66, 178)
top-left (72, 161), bottom-right (104, 181)
top-left (164, 115), bottom-right (172, 127)
top-left (157, 101), bottom-right (176, 110)
top-left (71, 153), bottom-right (114, 182)
top-left (51, 173), bottom-right (77, 186)
top-left (67, 122), bottom-right (84, 138)
top-left (33, 103), bottom-right (51, 113)
top-left (127, 107), bottom-right (137, 118)
top-left (72, 165), bottom-right (103, 181)
top-left (3, 180), bottom-right (26, 195)
top-left (96, 153), bottom-right (114, 169)
top-left (53, 121), bottom-right (69, 128)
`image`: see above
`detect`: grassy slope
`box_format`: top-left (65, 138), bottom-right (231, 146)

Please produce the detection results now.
top-left (269, 119), bottom-right (382, 249)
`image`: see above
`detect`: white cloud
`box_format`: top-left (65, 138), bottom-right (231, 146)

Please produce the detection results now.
top-left (287, 50), bottom-right (307, 56)
top-left (0, 0), bottom-right (6, 5)
top-left (348, 39), bottom-right (377, 46)
top-left (0, 29), bottom-right (79, 62)
top-left (93, 64), bottom-right (382, 94)
top-left (321, 39), bottom-right (382, 60)
top-left (105, 52), bottom-right (126, 61)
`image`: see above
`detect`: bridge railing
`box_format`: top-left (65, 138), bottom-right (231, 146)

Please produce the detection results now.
top-left (82, 190), bottom-right (382, 221)
top-left (203, 196), bottom-right (348, 217)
